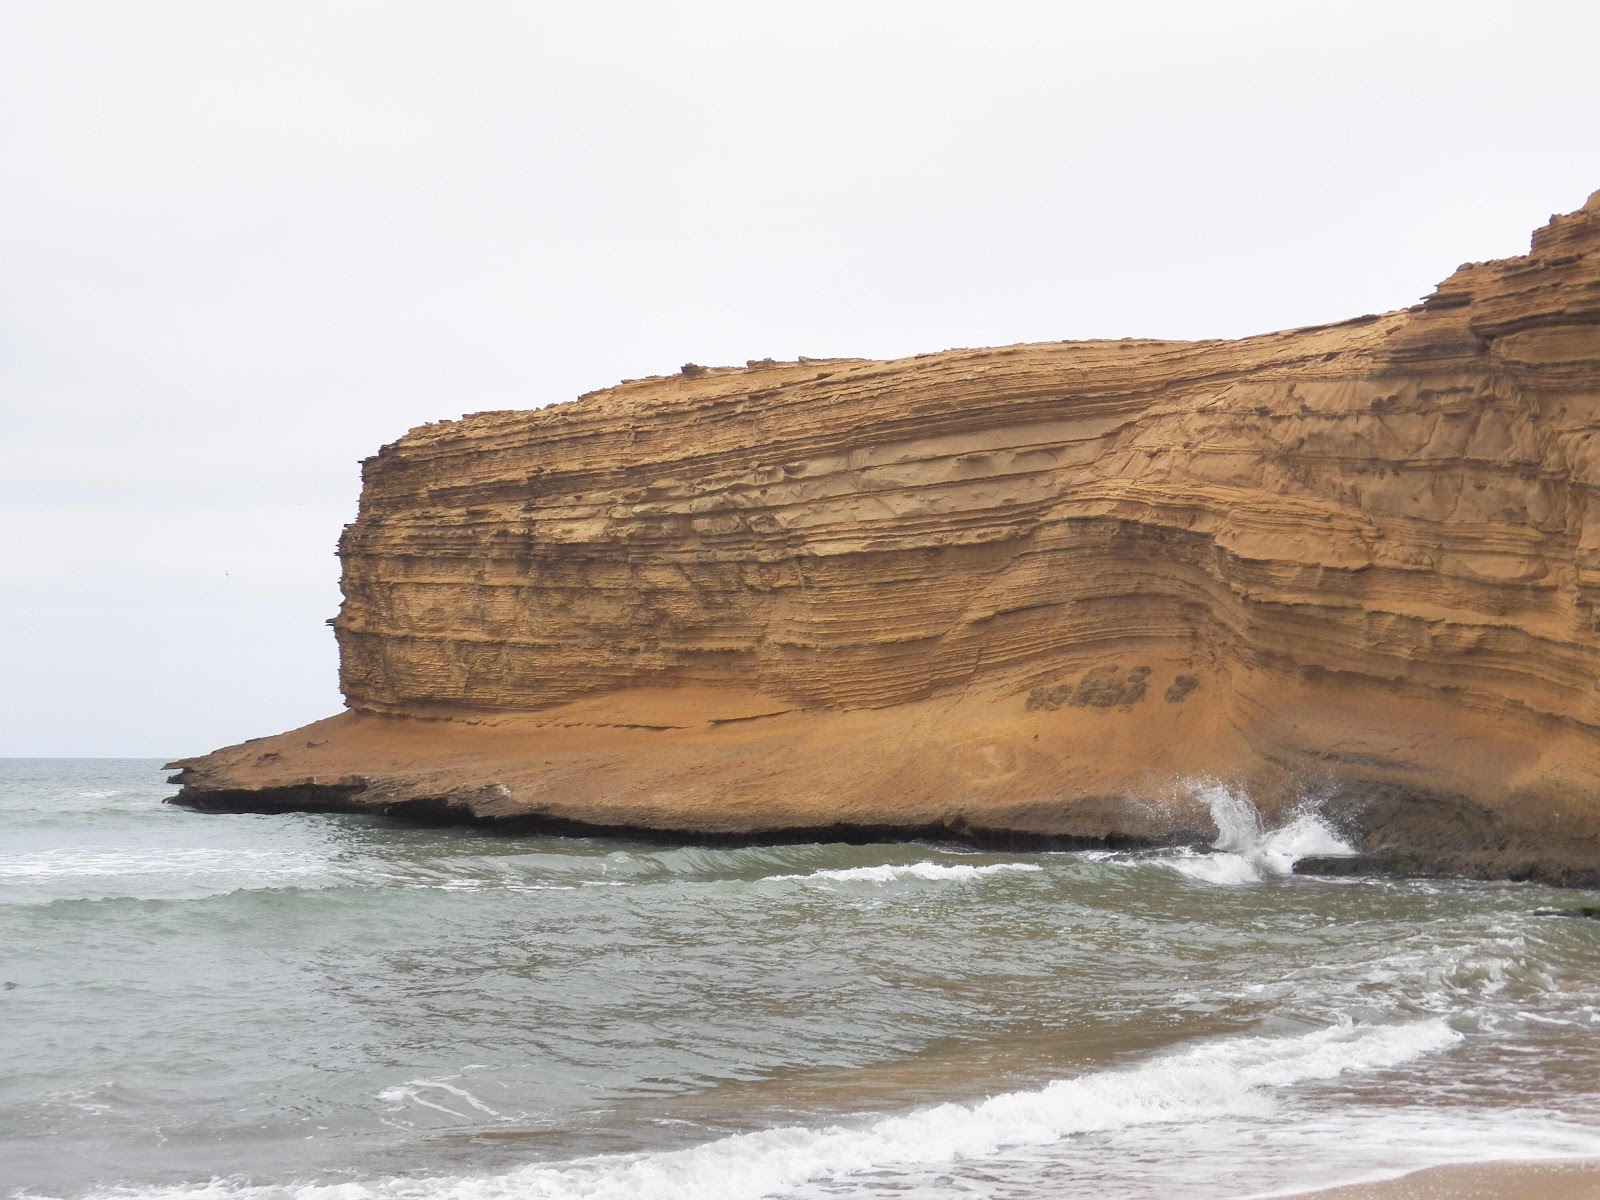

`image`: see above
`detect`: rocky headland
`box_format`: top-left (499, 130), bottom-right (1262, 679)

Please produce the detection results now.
top-left (170, 192), bottom-right (1600, 885)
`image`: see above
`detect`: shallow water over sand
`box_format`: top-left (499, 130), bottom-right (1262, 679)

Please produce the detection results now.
top-left (4, 759), bottom-right (1600, 1199)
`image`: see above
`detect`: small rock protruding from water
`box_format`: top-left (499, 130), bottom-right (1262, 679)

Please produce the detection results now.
top-left (1534, 905), bottom-right (1600, 919)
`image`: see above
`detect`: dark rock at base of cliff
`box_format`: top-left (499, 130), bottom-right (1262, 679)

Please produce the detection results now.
top-left (1295, 853), bottom-right (1600, 889)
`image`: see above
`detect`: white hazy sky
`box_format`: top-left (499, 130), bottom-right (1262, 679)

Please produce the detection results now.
top-left (4, 1), bottom-right (1599, 757)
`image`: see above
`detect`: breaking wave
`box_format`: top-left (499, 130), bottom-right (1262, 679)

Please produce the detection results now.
top-left (70, 1019), bottom-right (1459, 1200)
top-left (1162, 783), bottom-right (1356, 885)
top-left (0, 847), bottom-right (326, 880)
top-left (765, 861), bottom-right (1043, 885)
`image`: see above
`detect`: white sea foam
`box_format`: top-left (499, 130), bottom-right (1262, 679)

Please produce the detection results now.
top-left (400, 878), bottom-right (630, 894)
top-left (1162, 784), bottom-right (1355, 885)
top-left (378, 1079), bottom-right (508, 1122)
top-left (0, 847), bottom-right (324, 880)
top-left (767, 861), bottom-right (1044, 885)
top-left (76, 1019), bottom-right (1459, 1200)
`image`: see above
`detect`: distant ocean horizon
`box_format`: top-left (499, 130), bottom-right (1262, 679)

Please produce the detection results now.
top-left (5, 758), bottom-right (1600, 1199)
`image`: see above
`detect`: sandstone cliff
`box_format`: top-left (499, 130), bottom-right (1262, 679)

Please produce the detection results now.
top-left (171, 192), bottom-right (1600, 884)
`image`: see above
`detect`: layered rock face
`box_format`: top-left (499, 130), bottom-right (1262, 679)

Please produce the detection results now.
top-left (172, 192), bottom-right (1600, 883)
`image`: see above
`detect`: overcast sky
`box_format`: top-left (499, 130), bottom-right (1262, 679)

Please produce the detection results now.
top-left (4, 1), bottom-right (1599, 757)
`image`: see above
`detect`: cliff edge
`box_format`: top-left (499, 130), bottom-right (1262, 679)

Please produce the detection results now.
top-left (170, 192), bottom-right (1600, 884)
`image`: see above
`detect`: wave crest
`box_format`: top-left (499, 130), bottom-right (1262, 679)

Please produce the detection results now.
top-left (766, 861), bottom-right (1043, 885)
top-left (78, 1020), bottom-right (1458, 1200)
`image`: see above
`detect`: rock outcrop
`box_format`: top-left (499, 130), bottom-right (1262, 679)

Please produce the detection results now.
top-left (170, 192), bottom-right (1600, 884)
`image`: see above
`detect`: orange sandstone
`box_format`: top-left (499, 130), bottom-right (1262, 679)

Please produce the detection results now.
top-left (170, 192), bottom-right (1600, 884)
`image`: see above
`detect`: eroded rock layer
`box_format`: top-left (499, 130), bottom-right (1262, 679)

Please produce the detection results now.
top-left (171, 193), bottom-right (1600, 883)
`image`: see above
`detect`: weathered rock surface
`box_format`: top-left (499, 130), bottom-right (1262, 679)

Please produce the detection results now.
top-left (170, 192), bottom-right (1600, 884)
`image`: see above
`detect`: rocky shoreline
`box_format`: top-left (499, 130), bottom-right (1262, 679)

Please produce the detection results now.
top-left (172, 192), bottom-right (1600, 885)
top-left (168, 781), bottom-right (1600, 889)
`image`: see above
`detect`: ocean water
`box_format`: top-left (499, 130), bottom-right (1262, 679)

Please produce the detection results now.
top-left (4, 761), bottom-right (1600, 1199)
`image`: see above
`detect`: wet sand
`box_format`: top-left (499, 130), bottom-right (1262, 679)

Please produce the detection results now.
top-left (1284, 1158), bottom-right (1600, 1199)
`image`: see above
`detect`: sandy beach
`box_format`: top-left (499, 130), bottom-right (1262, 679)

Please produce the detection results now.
top-left (1285, 1159), bottom-right (1600, 1199)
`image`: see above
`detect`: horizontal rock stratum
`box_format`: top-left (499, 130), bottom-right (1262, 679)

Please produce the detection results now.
top-left (171, 192), bottom-right (1600, 884)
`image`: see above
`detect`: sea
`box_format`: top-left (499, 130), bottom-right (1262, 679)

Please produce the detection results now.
top-left (4, 758), bottom-right (1600, 1199)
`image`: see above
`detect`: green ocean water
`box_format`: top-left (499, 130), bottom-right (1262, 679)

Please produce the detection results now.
top-left (4, 758), bottom-right (1600, 1199)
